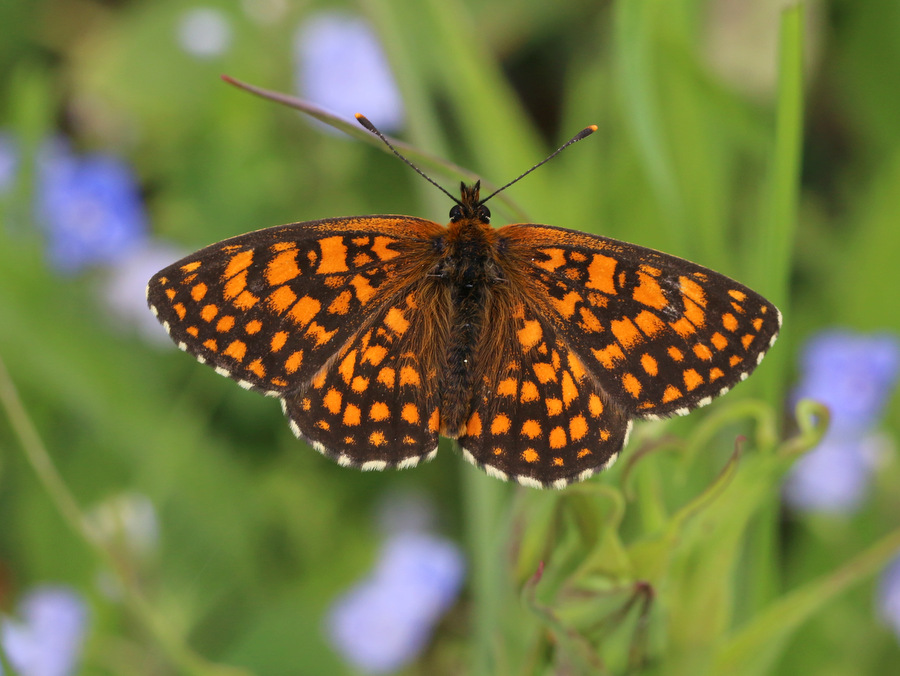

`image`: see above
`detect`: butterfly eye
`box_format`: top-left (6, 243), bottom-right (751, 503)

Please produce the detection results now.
top-left (478, 204), bottom-right (491, 223)
top-left (449, 204), bottom-right (463, 222)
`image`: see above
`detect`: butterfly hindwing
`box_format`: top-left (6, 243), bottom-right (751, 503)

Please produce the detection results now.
top-left (457, 291), bottom-right (631, 488)
top-left (498, 224), bottom-right (781, 420)
top-left (281, 284), bottom-right (448, 469)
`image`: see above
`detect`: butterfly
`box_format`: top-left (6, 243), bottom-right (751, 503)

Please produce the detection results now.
top-left (147, 116), bottom-right (780, 489)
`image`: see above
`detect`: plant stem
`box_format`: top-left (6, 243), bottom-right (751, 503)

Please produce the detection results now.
top-left (0, 353), bottom-right (251, 676)
top-left (462, 457), bottom-right (510, 675)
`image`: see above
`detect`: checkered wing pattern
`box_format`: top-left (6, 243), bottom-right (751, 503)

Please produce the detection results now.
top-left (147, 216), bottom-right (447, 467)
top-left (458, 294), bottom-right (631, 488)
top-left (498, 224), bottom-right (782, 420)
top-left (281, 285), bottom-right (447, 469)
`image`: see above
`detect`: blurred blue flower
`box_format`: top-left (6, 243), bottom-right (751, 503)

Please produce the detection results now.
top-left (294, 13), bottom-right (405, 133)
top-left (784, 330), bottom-right (900, 513)
top-left (0, 585), bottom-right (88, 676)
top-left (878, 555), bottom-right (900, 639)
top-left (793, 331), bottom-right (900, 433)
top-left (0, 131), bottom-right (18, 194)
top-left (102, 240), bottom-right (188, 346)
top-left (177, 7), bottom-right (232, 59)
top-left (374, 533), bottom-right (465, 616)
top-left (782, 435), bottom-right (883, 513)
top-left (35, 139), bottom-right (148, 274)
top-left (327, 532), bottom-right (465, 674)
top-left (376, 489), bottom-right (437, 536)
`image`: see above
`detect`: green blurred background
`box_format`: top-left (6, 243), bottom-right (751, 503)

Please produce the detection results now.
top-left (1, 0), bottom-right (900, 674)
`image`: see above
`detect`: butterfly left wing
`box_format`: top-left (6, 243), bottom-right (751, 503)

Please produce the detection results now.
top-left (282, 283), bottom-right (449, 469)
top-left (147, 216), bottom-right (445, 397)
top-left (496, 224), bottom-right (781, 421)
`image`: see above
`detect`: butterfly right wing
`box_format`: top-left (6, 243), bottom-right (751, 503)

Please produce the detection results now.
top-left (496, 224), bottom-right (781, 420)
top-left (457, 290), bottom-right (632, 488)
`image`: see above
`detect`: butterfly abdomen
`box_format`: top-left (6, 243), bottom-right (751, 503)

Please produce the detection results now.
top-left (437, 219), bottom-right (503, 436)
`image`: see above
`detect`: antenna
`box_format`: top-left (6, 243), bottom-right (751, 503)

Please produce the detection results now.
top-left (355, 114), bottom-right (461, 206)
top-left (356, 114), bottom-right (597, 206)
top-left (478, 125), bottom-right (597, 204)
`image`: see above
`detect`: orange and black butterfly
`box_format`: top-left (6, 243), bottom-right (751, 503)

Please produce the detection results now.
top-left (147, 117), bottom-right (780, 489)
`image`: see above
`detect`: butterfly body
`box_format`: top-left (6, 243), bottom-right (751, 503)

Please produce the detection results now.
top-left (148, 180), bottom-right (780, 488)
top-left (430, 182), bottom-right (506, 436)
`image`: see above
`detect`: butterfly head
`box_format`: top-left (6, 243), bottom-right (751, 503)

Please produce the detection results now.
top-left (449, 181), bottom-right (491, 224)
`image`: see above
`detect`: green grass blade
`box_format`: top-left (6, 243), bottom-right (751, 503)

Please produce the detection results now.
top-left (613, 0), bottom-right (687, 252)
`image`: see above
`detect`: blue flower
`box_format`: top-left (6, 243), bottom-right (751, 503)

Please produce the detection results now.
top-left (784, 330), bottom-right (900, 513)
top-left (792, 331), bottom-right (900, 433)
top-left (374, 533), bottom-right (466, 616)
top-left (35, 139), bottom-right (148, 274)
top-left (0, 585), bottom-right (88, 676)
top-left (294, 13), bottom-right (405, 133)
top-left (327, 532), bottom-right (465, 674)
top-left (102, 240), bottom-right (188, 346)
top-left (782, 434), bottom-right (883, 513)
top-left (878, 555), bottom-right (900, 638)
top-left (0, 131), bottom-right (18, 194)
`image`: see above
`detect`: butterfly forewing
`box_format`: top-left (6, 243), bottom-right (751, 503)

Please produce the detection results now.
top-left (499, 224), bottom-right (781, 420)
top-left (147, 216), bottom-right (444, 398)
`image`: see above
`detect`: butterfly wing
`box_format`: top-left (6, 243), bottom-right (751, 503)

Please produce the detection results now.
top-left (496, 224), bottom-right (781, 420)
top-left (457, 290), bottom-right (631, 487)
top-left (148, 216), bottom-right (452, 468)
top-left (282, 282), bottom-right (450, 469)
top-left (147, 216), bottom-right (445, 395)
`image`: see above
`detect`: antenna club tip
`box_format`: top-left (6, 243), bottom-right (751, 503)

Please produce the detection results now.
top-left (355, 113), bottom-right (375, 131)
top-left (574, 125), bottom-right (598, 142)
